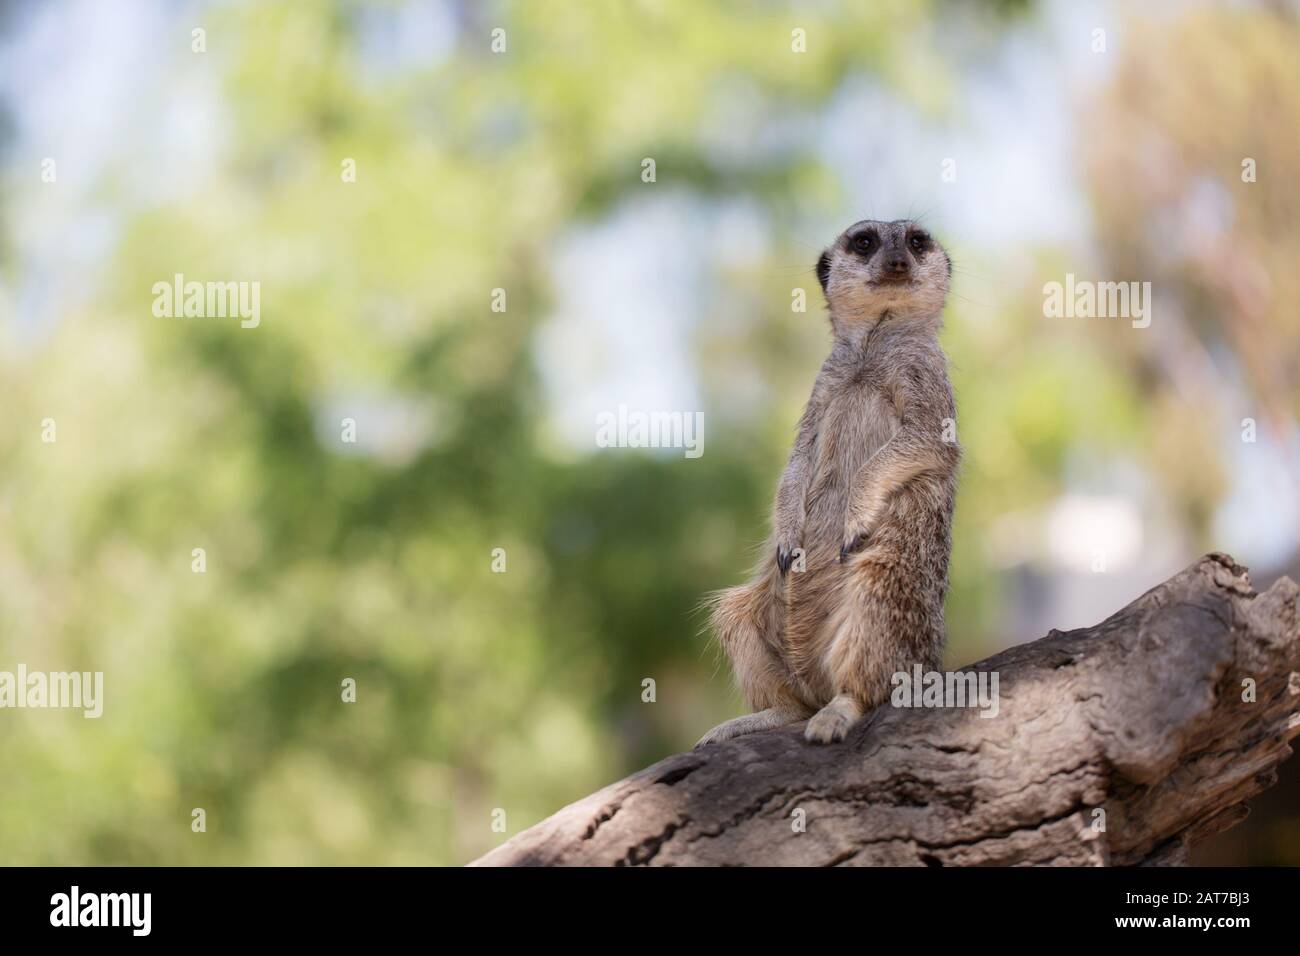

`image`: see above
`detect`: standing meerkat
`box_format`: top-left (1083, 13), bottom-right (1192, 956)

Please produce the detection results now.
top-left (698, 219), bottom-right (960, 746)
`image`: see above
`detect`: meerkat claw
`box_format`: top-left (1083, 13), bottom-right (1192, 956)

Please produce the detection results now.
top-left (839, 532), bottom-right (868, 563)
top-left (776, 546), bottom-right (794, 575)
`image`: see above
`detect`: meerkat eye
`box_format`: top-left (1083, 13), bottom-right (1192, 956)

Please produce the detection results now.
top-left (908, 233), bottom-right (930, 253)
top-left (851, 232), bottom-right (878, 255)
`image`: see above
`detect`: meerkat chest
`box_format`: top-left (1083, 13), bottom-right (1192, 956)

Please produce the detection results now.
top-left (815, 378), bottom-right (898, 476)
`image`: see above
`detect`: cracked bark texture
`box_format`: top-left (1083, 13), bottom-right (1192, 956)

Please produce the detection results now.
top-left (472, 554), bottom-right (1300, 866)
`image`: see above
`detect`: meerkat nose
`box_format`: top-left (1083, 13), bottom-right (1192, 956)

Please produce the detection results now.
top-left (884, 252), bottom-right (909, 274)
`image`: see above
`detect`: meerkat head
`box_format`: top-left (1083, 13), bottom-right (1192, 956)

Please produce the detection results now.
top-left (815, 219), bottom-right (951, 325)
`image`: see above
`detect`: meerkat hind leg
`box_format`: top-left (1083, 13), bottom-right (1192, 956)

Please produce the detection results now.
top-left (804, 693), bottom-right (863, 744)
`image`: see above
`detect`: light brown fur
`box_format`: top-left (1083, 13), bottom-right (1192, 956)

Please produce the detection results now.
top-left (698, 220), bottom-right (960, 747)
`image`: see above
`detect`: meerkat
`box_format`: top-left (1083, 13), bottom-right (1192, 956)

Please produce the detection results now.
top-left (698, 219), bottom-right (960, 747)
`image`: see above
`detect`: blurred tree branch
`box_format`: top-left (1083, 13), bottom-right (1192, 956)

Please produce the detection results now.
top-left (474, 554), bottom-right (1298, 866)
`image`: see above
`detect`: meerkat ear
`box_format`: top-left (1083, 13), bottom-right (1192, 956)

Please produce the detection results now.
top-left (816, 250), bottom-right (831, 294)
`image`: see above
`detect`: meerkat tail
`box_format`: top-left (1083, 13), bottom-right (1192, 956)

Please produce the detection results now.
top-left (710, 576), bottom-right (801, 713)
top-left (695, 706), bottom-right (806, 748)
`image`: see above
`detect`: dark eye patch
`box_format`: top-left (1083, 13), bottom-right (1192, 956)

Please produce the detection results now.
top-left (907, 231), bottom-right (933, 255)
top-left (849, 230), bottom-right (879, 258)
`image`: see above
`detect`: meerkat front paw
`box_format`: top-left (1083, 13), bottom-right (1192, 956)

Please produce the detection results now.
top-left (838, 535), bottom-right (866, 564)
top-left (839, 515), bottom-right (877, 563)
top-left (774, 528), bottom-right (804, 575)
top-left (804, 695), bottom-right (863, 744)
top-left (838, 531), bottom-right (869, 564)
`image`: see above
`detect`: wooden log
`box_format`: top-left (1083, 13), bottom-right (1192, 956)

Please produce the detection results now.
top-left (472, 554), bottom-right (1299, 866)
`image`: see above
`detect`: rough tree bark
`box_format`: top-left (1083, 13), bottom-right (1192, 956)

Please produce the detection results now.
top-left (473, 554), bottom-right (1299, 866)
